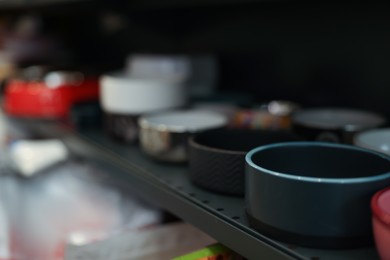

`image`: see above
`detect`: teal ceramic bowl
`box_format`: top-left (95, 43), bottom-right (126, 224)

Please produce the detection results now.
top-left (245, 142), bottom-right (390, 248)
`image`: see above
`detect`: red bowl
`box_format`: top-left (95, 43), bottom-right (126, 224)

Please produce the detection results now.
top-left (4, 79), bottom-right (99, 118)
top-left (371, 187), bottom-right (390, 259)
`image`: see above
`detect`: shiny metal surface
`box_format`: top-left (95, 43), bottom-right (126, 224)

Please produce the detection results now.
top-left (138, 111), bottom-right (227, 163)
top-left (139, 125), bottom-right (190, 163)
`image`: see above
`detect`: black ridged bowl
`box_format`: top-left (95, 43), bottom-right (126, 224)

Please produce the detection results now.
top-left (188, 129), bottom-right (301, 196)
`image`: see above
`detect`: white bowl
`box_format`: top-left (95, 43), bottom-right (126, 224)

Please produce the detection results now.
top-left (100, 72), bottom-right (187, 115)
top-left (126, 54), bottom-right (190, 80)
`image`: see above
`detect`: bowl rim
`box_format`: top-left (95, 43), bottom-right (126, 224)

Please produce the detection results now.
top-left (292, 107), bottom-right (386, 131)
top-left (101, 71), bottom-right (185, 84)
top-left (189, 129), bottom-right (301, 155)
top-left (138, 110), bottom-right (228, 133)
top-left (189, 135), bottom-right (247, 155)
top-left (246, 141), bottom-right (390, 184)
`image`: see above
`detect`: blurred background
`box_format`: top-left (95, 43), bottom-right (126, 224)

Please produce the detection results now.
top-left (0, 1), bottom-right (390, 113)
top-left (0, 1), bottom-right (390, 259)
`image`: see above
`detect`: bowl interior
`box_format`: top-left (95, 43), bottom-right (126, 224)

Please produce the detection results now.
top-left (251, 144), bottom-right (390, 179)
top-left (194, 129), bottom-right (301, 152)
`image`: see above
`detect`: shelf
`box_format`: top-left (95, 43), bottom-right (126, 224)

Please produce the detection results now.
top-left (5, 116), bottom-right (380, 260)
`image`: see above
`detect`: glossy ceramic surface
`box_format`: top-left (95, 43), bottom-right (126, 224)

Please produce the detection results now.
top-left (371, 187), bottom-right (390, 260)
top-left (246, 142), bottom-right (390, 248)
top-left (100, 72), bottom-right (187, 114)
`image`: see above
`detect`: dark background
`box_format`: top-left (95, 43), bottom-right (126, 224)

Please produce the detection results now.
top-left (3, 1), bottom-right (390, 116)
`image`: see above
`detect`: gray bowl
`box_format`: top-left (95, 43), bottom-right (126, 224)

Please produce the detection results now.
top-left (292, 108), bottom-right (386, 144)
top-left (354, 128), bottom-right (390, 156)
top-left (245, 142), bottom-right (390, 248)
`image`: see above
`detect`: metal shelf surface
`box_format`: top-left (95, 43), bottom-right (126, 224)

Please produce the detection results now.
top-left (7, 117), bottom-right (380, 260)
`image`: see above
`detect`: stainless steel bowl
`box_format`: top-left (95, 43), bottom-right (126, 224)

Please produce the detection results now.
top-left (139, 110), bottom-right (228, 163)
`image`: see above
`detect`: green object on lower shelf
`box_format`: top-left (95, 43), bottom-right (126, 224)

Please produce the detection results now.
top-left (172, 243), bottom-right (231, 260)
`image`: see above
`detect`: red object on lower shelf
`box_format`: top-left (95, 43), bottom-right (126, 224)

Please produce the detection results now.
top-left (4, 79), bottom-right (99, 118)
